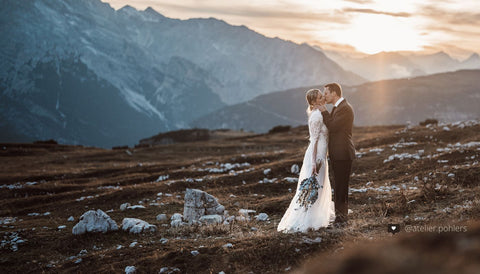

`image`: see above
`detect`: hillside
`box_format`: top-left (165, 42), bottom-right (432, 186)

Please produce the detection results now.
top-left (0, 0), bottom-right (364, 147)
top-left (192, 70), bottom-right (480, 132)
top-left (1, 120), bottom-right (479, 273)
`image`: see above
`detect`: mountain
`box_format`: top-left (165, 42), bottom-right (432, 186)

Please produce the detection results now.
top-left (404, 51), bottom-right (460, 74)
top-left (459, 53), bottom-right (480, 70)
top-left (324, 51), bottom-right (425, 81)
top-left (192, 70), bottom-right (480, 132)
top-left (0, 0), bottom-right (364, 147)
top-left (324, 49), bottom-right (480, 82)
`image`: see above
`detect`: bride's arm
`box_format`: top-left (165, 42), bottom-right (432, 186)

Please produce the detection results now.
top-left (311, 112), bottom-right (322, 175)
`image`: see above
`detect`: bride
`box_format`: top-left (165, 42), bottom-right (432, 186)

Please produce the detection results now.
top-left (277, 89), bottom-right (335, 233)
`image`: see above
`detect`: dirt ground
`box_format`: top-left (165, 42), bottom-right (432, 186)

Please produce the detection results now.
top-left (1, 120), bottom-right (479, 273)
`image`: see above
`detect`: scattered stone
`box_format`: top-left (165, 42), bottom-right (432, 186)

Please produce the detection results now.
top-left (291, 164), bottom-right (300, 174)
top-left (68, 216), bottom-right (74, 222)
top-left (199, 214), bottom-right (223, 224)
top-left (223, 216), bottom-right (235, 225)
top-left (159, 267), bottom-right (181, 273)
top-left (74, 258), bottom-right (82, 264)
top-left (58, 225), bottom-right (67, 230)
top-left (125, 266), bottom-right (136, 274)
top-left (127, 205), bottom-right (146, 210)
top-left (156, 214), bottom-right (168, 222)
top-left (263, 168), bottom-right (271, 175)
top-left (303, 237), bottom-right (322, 244)
top-left (191, 250), bottom-right (200, 256)
top-left (183, 188), bottom-right (225, 222)
top-left (255, 213), bottom-right (269, 221)
top-left (120, 203), bottom-right (131, 211)
top-left (239, 209), bottom-right (256, 217)
top-left (222, 243), bottom-right (233, 249)
top-left (160, 238), bottom-right (169, 244)
top-left (122, 218), bottom-right (157, 234)
top-left (170, 213), bottom-right (186, 227)
top-left (129, 241), bottom-right (138, 248)
top-left (72, 209), bottom-right (118, 235)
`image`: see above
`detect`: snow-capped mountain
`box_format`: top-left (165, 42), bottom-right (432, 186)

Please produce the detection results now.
top-left (324, 49), bottom-right (480, 82)
top-left (0, 0), bottom-right (364, 147)
top-left (192, 70), bottom-right (480, 132)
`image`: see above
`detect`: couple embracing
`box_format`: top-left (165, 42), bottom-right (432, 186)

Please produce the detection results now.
top-left (277, 83), bottom-right (355, 233)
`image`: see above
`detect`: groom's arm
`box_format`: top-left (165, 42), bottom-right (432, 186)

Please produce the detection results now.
top-left (321, 106), bottom-right (353, 133)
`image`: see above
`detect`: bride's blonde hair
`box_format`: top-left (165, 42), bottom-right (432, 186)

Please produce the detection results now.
top-left (306, 88), bottom-right (321, 115)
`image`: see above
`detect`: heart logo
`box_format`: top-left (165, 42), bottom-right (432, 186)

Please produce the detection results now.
top-left (388, 224), bottom-right (400, 234)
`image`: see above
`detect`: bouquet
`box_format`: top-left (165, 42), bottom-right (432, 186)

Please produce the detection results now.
top-left (296, 174), bottom-right (323, 210)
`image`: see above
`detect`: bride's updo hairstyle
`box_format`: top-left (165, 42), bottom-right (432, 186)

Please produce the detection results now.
top-left (306, 88), bottom-right (321, 115)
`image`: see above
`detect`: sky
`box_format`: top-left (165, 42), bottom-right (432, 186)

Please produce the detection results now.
top-left (103, 0), bottom-right (480, 60)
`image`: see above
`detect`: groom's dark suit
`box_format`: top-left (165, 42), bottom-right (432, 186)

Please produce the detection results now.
top-left (321, 98), bottom-right (355, 222)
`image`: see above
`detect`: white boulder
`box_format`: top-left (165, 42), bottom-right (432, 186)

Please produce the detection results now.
top-left (122, 218), bottom-right (157, 234)
top-left (72, 209), bottom-right (118, 235)
top-left (183, 188), bottom-right (224, 222)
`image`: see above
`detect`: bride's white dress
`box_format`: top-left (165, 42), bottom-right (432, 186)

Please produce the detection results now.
top-left (277, 109), bottom-right (335, 233)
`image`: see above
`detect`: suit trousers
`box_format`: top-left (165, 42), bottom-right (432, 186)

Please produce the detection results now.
top-left (330, 159), bottom-right (353, 222)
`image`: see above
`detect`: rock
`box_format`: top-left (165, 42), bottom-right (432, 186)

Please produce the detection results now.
top-left (291, 164), bottom-right (300, 174)
top-left (127, 205), bottom-right (146, 210)
top-left (191, 250), bottom-right (200, 256)
top-left (170, 213), bottom-right (186, 227)
top-left (129, 241), bottom-right (138, 248)
top-left (263, 168), bottom-right (271, 175)
top-left (68, 216), bottom-right (74, 222)
top-left (255, 213), bottom-right (269, 221)
top-left (223, 216), bottom-right (235, 225)
top-left (120, 203), bottom-right (131, 211)
top-left (239, 209), bottom-right (256, 217)
top-left (171, 220), bottom-right (185, 227)
top-left (156, 214), bottom-right (168, 222)
top-left (122, 218), bottom-right (157, 234)
top-left (171, 213), bottom-right (183, 221)
top-left (223, 243), bottom-right (233, 249)
top-left (159, 267), bottom-right (181, 273)
top-left (125, 266), bottom-right (136, 274)
top-left (58, 225), bottom-right (67, 229)
top-left (183, 188), bottom-right (225, 222)
top-left (72, 209), bottom-right (118, 235)
top-left (199, 214), bottom-right (223, 224)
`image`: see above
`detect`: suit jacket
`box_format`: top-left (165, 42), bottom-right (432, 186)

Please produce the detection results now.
top-left (321, 99), bottom-right (356, 160)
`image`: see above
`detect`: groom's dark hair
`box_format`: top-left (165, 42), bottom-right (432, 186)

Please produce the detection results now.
top-left (325, 83), bottom-right (342, 97)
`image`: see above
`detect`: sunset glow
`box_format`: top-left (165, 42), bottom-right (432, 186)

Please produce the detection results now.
top-left (103, 0), bottom-right (480, 59)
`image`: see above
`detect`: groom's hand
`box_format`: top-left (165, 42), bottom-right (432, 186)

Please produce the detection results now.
top-left (319, 104), bottom-right (327, 112)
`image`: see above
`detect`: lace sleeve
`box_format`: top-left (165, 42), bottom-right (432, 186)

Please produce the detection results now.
top-left (309, 111), bottom-right (323, 142)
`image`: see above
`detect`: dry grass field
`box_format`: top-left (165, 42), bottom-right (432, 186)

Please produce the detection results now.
top-left (1, 120), bottom-right (479, 273)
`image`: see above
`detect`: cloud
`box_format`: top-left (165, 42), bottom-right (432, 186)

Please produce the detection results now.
top-left (421, 6), bottom-right (480, 25)
top-left (342, 8), bottom-right (411, 17)
top-left (343, 0), bottom-right (374, 4)
top-left (155, 2), bottom-right (351, 24)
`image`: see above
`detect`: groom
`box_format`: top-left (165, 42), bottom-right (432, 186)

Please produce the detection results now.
top-left (319, 83), bottom-right (355, 225)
